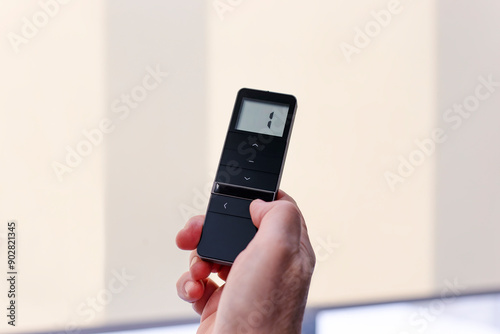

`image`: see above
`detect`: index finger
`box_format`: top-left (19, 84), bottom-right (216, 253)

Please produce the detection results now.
top-left (176, 215), bottom-right (204, 250)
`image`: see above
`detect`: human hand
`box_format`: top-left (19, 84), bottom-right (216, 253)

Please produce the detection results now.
top-left (176, 190), bottom-right (316, 333)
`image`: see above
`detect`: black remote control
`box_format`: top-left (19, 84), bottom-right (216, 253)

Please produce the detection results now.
top-left (197, 88), bottom-right (297, 265)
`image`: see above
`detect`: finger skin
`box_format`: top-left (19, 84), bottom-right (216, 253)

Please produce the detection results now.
top-left (250, 189), bottom-right (314, 261)
top-left (200, 283), bottom-right (224, 322)
top-left (189, 251), bottom-right (212, 281)
top-left (176, 215), bottom-right (204, 250)
top-left (193, 278), bottom-right (220, 316)
top-left (217, 265), bottom-right (231, 281)
top-left (176, 271), bottom-right (204, 303)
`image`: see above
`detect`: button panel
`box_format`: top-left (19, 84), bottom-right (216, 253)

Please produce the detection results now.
top-left (224, 131), bottom-right (287, 158)
top-left (197, 211), bottom-right (257, 264)
top-left (220, 148), bottom-right (282, 174)
top-left (208, 194), bottom-right (252, 219)
top-left (215, 166), bottom-right (279, 192)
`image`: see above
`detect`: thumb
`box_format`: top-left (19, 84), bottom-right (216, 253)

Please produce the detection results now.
top-left (249, 199), bottom-right (269, 229)
top-left (249, 198), bottom-right (302, 248)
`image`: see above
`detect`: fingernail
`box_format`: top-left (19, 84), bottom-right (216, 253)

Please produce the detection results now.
top-left (185, 281), bottom-right (195, 296)
top-left (190, 256), bottom-right (199, 268)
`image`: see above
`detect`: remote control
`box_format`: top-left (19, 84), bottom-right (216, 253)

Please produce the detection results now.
top-left (197, 88), bottom-right (297, 265)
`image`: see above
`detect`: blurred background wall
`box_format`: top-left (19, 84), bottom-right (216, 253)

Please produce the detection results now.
top-left (435, 0), bottom-right (500, 291)
top-left (0, 0), bottom-right (499, 333)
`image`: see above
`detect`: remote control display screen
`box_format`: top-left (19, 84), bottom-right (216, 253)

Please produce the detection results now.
top-left (235, 98), bottom-right (289, 137)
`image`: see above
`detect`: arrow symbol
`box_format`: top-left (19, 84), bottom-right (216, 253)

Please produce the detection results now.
top-left (224, 202), bottom-right (227, 209)
top-left (252, 143), bottom-right (259, 148)
top-left (244, 177), bottom-right (251, 181)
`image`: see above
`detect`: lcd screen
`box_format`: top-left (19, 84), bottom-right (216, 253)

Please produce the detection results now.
top-left (235, 98), bottom-right (289, 137)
